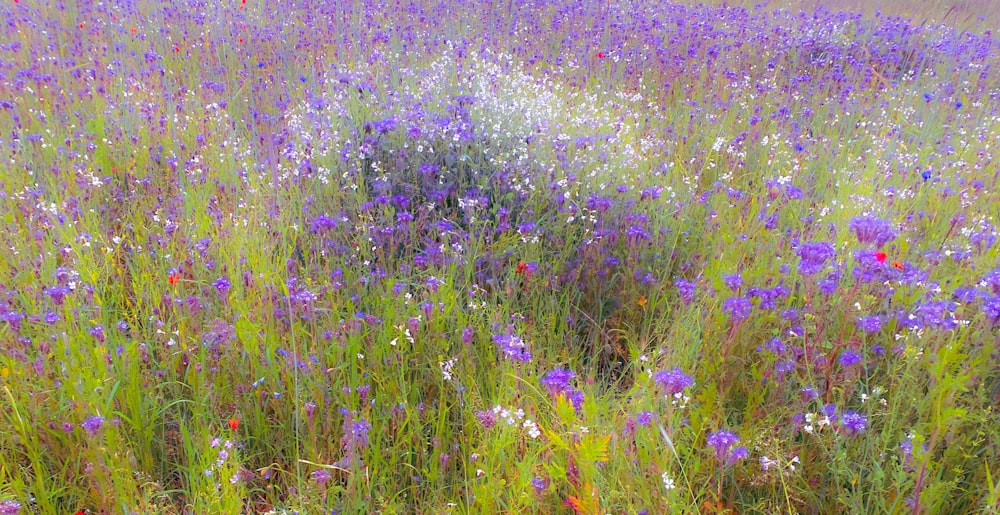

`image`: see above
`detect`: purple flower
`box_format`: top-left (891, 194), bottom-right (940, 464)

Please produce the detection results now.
top-left (840, 411), bottom-right (867, 435)
top-left (707, 430), bottom-right (746, 465)
top-left (723, 296), bottom-right (753, 323)
top-left (849, 216), bottom-right (897, 248)
top-left (567, 390), bottom-right (586, 412)
top-left (531, 476), bottom-right (549, 493)
top-left (728, 445), bottom-right (749, 465)
top-left (722, 273), bottom-right (742, 292)
top-left (493, 332), bottom-right (532, 363)
top-left (476, 409), bottom-right (497, 429)
top-left (212, 276), bottom-right (231, 296)
top-left (0, 500), bottom-right (20, 515)
top-left (857, 315), bottom-right (883, 334)
top-left (819, 271), bottom-right (840, 295)
top-left (311, 469), bottom-right (332, 485)
top-left (796, 241), bottom-right (836, 276)
top-left (540, 368), bottom-right (575, 395)
top-left (89, 325), bottom-right (106, 343)
top-left (346, 418), bottom-right (371, 449)
top-left (654, 367), bottom-right (694, 396)
top-left (983, 268), bottom-right (1000, 295)
top-left (906, 301), bottom-right (958, 330)
top-left (763, 337), bottom-right (786, 354)
top-left (45, 286), bottom-right (69, 305)
top-left (80, 415), bottom-right (105, 437)
top-left (983, 296), bottom-right (1000, 324)
top-left (952, 286), bottom-right (981, 303)
top-left (675, 278), bottom-right (696, 305)
top-left (754, 285), bottom-right (789, 310)
top-left (636, 411), bottom-right (655, 426)
top-left (839, 349), bottom-right (862, 368)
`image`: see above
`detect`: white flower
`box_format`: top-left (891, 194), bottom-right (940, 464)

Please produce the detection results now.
top-left (661, 472), bottom-right (676, 490)
top-left (523, 419), bottom-right (540, 439)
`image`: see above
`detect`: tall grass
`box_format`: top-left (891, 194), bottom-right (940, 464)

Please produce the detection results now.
top-left (0, 0), bottom-right (998, 513)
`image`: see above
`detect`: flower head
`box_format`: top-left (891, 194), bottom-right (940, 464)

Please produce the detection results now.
top-left (840, 410), bottom-right (867, 435)
top-left (707, 430), bottom-right (746, 465)
top-left (723, 296), bottom-right (753, 323)
top-left (839, 349), bottom-right (862, 368)
top-left (675, 278), bottom-right (696, 305)
top-left (857, 315), bottom-right (883, 334)
top-left (311, 468), bottom-right (332, 485)
top-left (540, 368), bottom-right (575, 395)
top-left (654, 367), bottom-right (694, 396)
top-left (213, 276), bottom-right (231, 296)
top-left (849, 216), bottom-right (897, 248)
top-left (493, 332), bottom-right (532, 363)
top-left (0, 500), bottom-right (21, 515)
top-left (80, 415), bottom-right (105, 437)
top-left (796, 241), bottom-right (836, 276)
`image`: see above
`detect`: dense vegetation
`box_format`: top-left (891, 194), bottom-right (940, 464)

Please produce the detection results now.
top-left (1, 0), bottom-right (998, 513)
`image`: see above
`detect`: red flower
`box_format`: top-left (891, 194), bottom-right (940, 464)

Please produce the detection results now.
top-left (891, 260), bottom-right (904, 271)
top-left (596, 51), bottom-right (605, 59)
top-left (228, 417), bottom-right (240, 430)
top-left (515, 261), bottom-right (528, 275)
top-left (168, 271), bottom-right (181, 285)
top-left (173, 45), bottom-right (180, 53)
top-left (130, 27), bottom-right (137, 34)
top-left (874, 252), bottom-right (887, 264)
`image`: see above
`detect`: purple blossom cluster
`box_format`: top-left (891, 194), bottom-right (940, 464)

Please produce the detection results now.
top-left (707, 430), bottom-right (748, 466)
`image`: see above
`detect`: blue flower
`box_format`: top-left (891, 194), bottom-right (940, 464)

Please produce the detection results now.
top-left (654, 368), bottom-right (694, 396)
top-left (840, 411), bottom-right (867, 435)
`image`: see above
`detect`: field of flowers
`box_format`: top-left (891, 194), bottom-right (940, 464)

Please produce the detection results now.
top-left (1, 0), bottom-right (998, 513)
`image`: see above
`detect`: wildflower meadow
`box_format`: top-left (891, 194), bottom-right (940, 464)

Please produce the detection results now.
top-left (1, 0), bottom-right (998, 513)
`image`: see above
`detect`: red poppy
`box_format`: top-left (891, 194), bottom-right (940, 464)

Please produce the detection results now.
top-left (228, 417), bottom-right (240, 430)
top-left (891, 260), bottom-right (904, 271)
top-left (79, 23), bottom-right (84, 29)
top-left (596, 51), bottom-right (605, 59)
top-left (874, 251), bottom-right (887, 264)
top-left (130, 27), bottom-right (137, 33)
top-left (516, 261), bottom-right (528, 275)
top-left (168, 271), bottom-right (181, 285)
top-left (173, 45), bottom-right (180, 53)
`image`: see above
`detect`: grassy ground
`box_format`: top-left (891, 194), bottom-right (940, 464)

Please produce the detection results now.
top-left (0, 0), bottom-right (998, 513)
